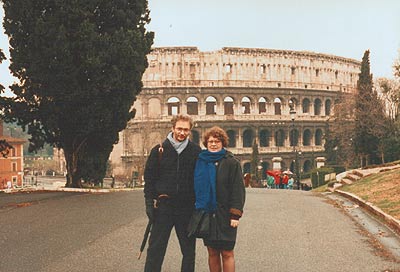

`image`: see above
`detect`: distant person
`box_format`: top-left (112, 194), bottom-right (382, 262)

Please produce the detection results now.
top-left (193, 126), bottom-right (245, 272)
top-left (288, 176), bottom-right (294, 189)
top-left (143, 114), bottom-right (201, 272)
top-left (282, 173), bottom-right (289, 189)
top-left (274, 174), bottom-right (281, 189)
top-left (267, 174), bottom-right (275, 189)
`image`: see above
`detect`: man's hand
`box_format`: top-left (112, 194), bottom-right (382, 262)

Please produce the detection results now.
top-left (230, 219), bottom-right (239, 228)
top-left (145, 198), bottom-right (155, 222)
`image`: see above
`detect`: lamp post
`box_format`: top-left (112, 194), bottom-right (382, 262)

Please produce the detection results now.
top-left (288, 100), bottom-right (299, 189)
top-left (298, 150), bottom-right (302, 190)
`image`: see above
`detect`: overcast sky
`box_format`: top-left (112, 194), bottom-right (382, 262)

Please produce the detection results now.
top-left (1, 0), bottom-right (400, 96)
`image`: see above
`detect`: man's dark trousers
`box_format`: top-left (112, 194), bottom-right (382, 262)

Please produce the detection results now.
top-left (144, 199), bottom-right (195, 272)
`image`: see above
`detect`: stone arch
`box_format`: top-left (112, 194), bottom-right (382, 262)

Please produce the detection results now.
top-left (273, 97), bottom-right (282, 115)
top-left (167, 96), bottom-right (180, 115)
top-left (243, 129), bottom-right (254, 147)
top-left (258, 97), bottom-right (267, 114)
top-left (315, 129), bottom-right (323, 146)
top-left (290, 128), bottom-right (299, 147)
top-left (290, 160), bottom-right (296, 173)
top-left (243, 162), bottom-right (251, 175)
top-left (303, 129), bottom-right (312, 146)
top-left (241, 96), bottom-right (251, 114)
top-left (325, 99), bottom-right (332, 116)
top-left (303, 160), bottom-right (312, 173)
top-left (186, 96), bottom-right (199, 115)
top-left (224, 96), bottom-right (234, 115)
top-left (259, 129), bottom-right (271, 147)
top-left (314, 98), bottom-right (322, 116)
top-left (275, 129), bottom-right (285, 147)
top-left (302, 98), bottom-right (311, 113)
top-left (205, 96), bottom-right (217, 115)
top-left (148, 97), bottom-right (162, 118)
top-left (227, 129), bottom-right (236, 147)
top-left (191, 130), bottom-right (200, 145)
top-left (148, 131), bottom-right (162, 148)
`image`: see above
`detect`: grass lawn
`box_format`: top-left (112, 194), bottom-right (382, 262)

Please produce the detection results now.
top-left (339, 167), bottom-right (400, 220)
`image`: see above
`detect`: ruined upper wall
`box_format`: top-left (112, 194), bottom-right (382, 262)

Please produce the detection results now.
top-left (142, 47), bottom-right (361, 93)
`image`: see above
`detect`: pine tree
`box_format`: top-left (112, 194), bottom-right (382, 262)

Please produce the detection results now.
top-left (250, 139), bottom-right (259, 181)
top-left (0, 1), bottom-right (153, 187)
top-left (354, 50), bottom-right (388, 166)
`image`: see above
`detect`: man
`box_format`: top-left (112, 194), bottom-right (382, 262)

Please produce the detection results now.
top-left (143, 114), bottom-right (201, 272)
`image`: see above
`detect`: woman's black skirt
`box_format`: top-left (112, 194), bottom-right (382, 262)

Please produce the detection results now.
top-left (203, 239), bottom-right (235, 251)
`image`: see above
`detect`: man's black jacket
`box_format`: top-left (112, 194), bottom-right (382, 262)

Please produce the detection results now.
top-left (144, 138), bottom-right (201, 203)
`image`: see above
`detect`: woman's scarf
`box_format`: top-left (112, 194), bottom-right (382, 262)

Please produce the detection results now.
top-left (167, 131), bottom-right (189, 154)
top-left (194, 149), bottom-right (227, 212)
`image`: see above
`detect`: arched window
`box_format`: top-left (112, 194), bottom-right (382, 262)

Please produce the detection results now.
top-left (290, 160), bottom-right (296, 173)
top-left (290, 129), bottom-right (299, 147)
top-left (224, 96), bottom-right (234, 115)
top-left (186, 96), bottom-right (198, 115)
top-left (191, 130), bottom-right (200, 145)
top-left (243, 162), bottom-right (251, 175)
top-left (275, 129), bottom-right (285, 147)
top-left (206, 96), bottom-right (217, 115)
top-left (167, 97), bottom-right (180, 115)
top-left (325, 99), bottom-right (332, 116)
top-left (227, 130), bottom-right (236, 147)
top-left (243, 129), bottom-right (254, 147)
top-left (314, 98), bottom-right (322, 116)
top-left (261, 161), bottom-right (269, 179)
top-left (303, 160), bottom-right (312, 173)
top-left (303, 129), bottom-right (312, 146)
top-left (274, 97), bottom-right (282, 115)
top-left (241, 97), bottom-right (251, 114)
top-left (302, 98), bottom-right (310, 113)
top-left (315, 129), bottom-right (323, 146)
top-left (258, 97), bottom-right (267, 114)
top-left (259, 129), bottom-right (271, 147)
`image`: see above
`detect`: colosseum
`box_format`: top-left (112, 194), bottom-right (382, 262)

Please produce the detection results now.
top-left (109, 46), bottom-right (361, 184)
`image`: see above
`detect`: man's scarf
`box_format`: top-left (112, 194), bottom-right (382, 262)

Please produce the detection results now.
top-left (167, 131), bottom-right (189, 154)
top-left (194, 149), bottom-right (226, 212)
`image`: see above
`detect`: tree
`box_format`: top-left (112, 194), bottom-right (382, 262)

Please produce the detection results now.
top-left (0, 1), bottom-right (153, 187)
top-left (250, 139), bottom-right (259, 180)
top-left (325, 92), bottom-right (357, 170)
top-left (0, 49), bottom-right (5, 92)
top-left (354, 50), bottom-right (388, 166)
top-left (376, 78), bottom-right (400, 120)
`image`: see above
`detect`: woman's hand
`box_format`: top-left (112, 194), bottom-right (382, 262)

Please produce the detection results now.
top-left (230, 219), bottom-right (239, 228)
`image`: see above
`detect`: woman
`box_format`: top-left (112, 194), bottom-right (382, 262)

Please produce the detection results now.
top-left (194, 126), bottom-right (246, 272)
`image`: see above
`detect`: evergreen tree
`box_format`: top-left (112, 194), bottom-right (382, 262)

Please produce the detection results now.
top-left (354, 50), bottom-right (388, 166)
top-left (250, 139), bottom-right (259, 180)
top-left (0, 1), bottom-right (153, 187)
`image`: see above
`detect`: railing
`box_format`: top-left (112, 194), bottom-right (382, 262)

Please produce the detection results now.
top-left (142, 79), bottom-right (357, 93)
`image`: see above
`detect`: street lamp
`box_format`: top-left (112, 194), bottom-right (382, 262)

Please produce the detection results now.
top-left (257, 164), bottom-right (263, 184)
top-left (298, 151), bottom-right (302, 190)
top-left (288, 100), bottom-right (296, 152)
top-left (288, 100), bottom-right (300, 190)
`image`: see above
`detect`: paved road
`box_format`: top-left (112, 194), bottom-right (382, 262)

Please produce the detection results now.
top-left (0, 189), bottom-right (399, 272)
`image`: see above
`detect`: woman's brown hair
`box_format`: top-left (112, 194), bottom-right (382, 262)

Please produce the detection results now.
top-left (202, 126), bottom-right (229, 147)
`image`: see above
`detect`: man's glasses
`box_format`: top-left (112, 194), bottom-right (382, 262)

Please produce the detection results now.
top-left (175, 127), bottom-right (190, 133)
top-left (208, 140), bottom-right (221, 144)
